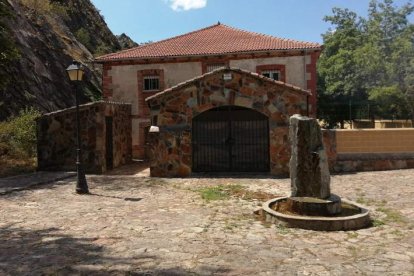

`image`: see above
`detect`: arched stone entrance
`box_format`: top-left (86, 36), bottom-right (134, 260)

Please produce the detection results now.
top-left (145, 68), bottom-right (309, 177)
top-left (192, 106), bottom-right (269, 172)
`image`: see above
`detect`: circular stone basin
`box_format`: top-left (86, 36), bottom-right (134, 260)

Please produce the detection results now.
top-left (262, 197), bottom-right (371, 231)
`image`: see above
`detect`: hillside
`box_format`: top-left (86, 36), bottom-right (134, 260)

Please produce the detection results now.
top-left (0, 0), bottom-right (135, 120)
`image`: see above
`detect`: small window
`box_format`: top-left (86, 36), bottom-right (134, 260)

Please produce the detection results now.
top-left (262, 70), bottom-right (280, 81)
top-left (143, 76), bottom-right (160, 91)
top-left (206, 63), bottom-right (226, 73)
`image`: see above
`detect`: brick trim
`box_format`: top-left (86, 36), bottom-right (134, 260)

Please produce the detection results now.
top-left (256, 64), bottom-right (286, 82)
top-left (306, 51), bottom-right (320, 117)
top-left (102, 64), bottom-right (113, 99)
top-left (137, 69), bottom-right (165, 117)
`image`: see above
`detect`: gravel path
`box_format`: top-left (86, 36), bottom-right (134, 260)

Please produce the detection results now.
top-left (0, 169), bottom-right (413, 275)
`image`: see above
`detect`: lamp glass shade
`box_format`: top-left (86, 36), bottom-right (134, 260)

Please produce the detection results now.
top-left (66, 62), bottom-right (84, 81)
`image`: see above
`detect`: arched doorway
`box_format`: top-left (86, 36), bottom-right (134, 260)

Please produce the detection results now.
top-left (192, 106), bottom-right (269, 172)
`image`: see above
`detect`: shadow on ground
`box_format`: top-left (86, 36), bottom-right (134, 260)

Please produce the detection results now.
top-left (105, 160), bottom-right (149, 176)
top-left (0, 225), bottom-right (230, 275)
top-left (191, 172), bottom-right (284, 179)
top-left (88, 175), bottom-right (168, 191)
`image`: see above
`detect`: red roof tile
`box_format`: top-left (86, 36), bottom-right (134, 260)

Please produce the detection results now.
top-left (96, 23), bottom-right (321, 62)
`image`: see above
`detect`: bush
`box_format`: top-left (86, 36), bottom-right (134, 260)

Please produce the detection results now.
top-left (20, 0), bottom-right (51, 14)
top-left (0, 108), bottom-right (41, 157)
top-left (50, 2), bottom-right (69, 20)
top-left (75, 28), bottom-right (92, 50)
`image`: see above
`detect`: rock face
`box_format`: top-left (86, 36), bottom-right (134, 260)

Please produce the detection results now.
top-left (289, 114), bottom-right (331, 199)
top-left (0, 0), bottom-right (136, 120)
top-left (117, 33), bottom-right (139, 49)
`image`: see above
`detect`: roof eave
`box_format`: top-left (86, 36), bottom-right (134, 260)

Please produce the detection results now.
top-left (94, 47), bottom-right (322, 64)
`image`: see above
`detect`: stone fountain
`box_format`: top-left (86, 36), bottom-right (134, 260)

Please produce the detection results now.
top-left (262, 114), bottom-right (370, 231)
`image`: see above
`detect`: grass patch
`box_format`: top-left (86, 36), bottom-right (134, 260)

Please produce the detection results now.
top-left (0, 157), bottom-right (36, 178)
top-left (197, 184), bottom-right (280, 202)
top-left (372, 219), bottom-right (385, 227)
top-left (275, 223), bottom-right (290, 235)
top-left (356, 194), bottom-right (387, 207)
top-left (377, 207), bottom-right (407, 224)
top-left (197, 185), bottom-right (236, 201)
top-left (347, 232), bottom-right (358, 239)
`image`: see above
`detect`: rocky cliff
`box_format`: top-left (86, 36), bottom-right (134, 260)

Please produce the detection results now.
top-left (0, 0), bottom-right (135, 120)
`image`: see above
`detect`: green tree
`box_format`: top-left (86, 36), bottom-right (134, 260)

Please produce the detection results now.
top-left (75, 27), bottom-right (92, 51)
top-left (317, 8), bottom-right (366, 128)
top-left (318, 0), bottom-right (414, 127)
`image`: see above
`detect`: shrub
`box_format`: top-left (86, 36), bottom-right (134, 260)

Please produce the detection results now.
top-left (20, 0), bottom-right (51, 14)
top-left (0, 108), bottom-right (41, 157)
top-left (75, 28), bottom-right (92, 50)
top-left (94, 43), bottom-right (113, 56)
top-left (50, 2), bottom-right (69, 20)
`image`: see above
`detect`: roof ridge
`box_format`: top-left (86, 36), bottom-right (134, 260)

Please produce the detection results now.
top-left (221, 24), bottom-right (320, 47)
top-left (96, 23), bottom-right (222, 61)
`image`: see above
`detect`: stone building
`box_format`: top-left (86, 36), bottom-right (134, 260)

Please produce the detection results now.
top-left (96, 23), bottom-right (322, 159)
top-left (146, 68), bottom-right (309, 177)
top-left (37, 101), bottom-right (132, 173)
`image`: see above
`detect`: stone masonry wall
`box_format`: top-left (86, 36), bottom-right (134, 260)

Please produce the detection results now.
top-left (146, 68), bottom-right (309, 177)
top-left (37, 101), bottom-right (132, 173)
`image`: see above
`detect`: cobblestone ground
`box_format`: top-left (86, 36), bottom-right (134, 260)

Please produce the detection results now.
top-left (0, 168), bottom-right (413, 275)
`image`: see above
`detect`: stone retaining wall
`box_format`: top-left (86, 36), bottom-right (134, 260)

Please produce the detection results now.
top-left (37, 101), bottom-right (132, 173)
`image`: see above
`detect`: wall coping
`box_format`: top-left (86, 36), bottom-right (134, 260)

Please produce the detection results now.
top-left (323, 128), bottom-right (414, 132)
top-left (338, 152), bottom-right (414, 161)
top-left (39, 101), bottom-right (132, 118)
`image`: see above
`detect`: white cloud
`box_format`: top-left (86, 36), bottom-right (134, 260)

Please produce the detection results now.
top-left (166, 0), bottom-right (207, 11)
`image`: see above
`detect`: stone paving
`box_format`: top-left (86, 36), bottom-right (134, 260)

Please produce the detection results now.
top-left (0, 168), bottom-right (413, 275)
top-left (0, 171), bottom-right (76, 195)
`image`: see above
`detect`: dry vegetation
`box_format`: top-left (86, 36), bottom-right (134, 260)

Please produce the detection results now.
top-left (0, 108), bottom-right (39, 178)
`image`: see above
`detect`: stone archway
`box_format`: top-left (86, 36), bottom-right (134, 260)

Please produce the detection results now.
top-left (146, 68), bottom-right (309, 177)
top-left (192, 105), bottom-right (269, 172)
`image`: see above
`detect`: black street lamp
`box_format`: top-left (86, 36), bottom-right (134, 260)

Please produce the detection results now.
top-left (66, 61), bottom-right (89, 194)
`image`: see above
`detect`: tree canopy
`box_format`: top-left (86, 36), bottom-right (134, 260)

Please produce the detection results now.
top-left (318, 0), bottom-right (414, 128)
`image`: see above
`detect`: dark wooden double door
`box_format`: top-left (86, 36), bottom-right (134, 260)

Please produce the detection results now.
top-left (192, 106), bottom-right (270, 172)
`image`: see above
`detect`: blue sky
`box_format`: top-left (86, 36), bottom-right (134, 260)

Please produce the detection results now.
top-left (91, 0), bottom-right (413, 44)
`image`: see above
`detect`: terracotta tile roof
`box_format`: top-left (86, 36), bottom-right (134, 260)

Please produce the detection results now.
top-left (145, 67), bottom-right (311, 102)
top-left (96, 23), bottom-right (321, 62)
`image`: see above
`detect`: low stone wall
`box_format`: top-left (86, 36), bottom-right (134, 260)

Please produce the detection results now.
top-left (37, 101), bottom-right (132, 173)
top-left (322, 129), bottom-right (414, 173)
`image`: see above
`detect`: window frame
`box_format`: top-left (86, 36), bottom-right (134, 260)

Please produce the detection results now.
top-left (256, 64), bottom-right (286, 83)
top-left (261, 70), bottom-right (281, 81)
top-left (202, 59), bottom-right (230, 74)
top-left (206, 63), bottom-right (226, 73)
top-left (143, 75), bottom-right (160, 92)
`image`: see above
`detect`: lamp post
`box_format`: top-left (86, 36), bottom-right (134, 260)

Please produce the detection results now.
top-left (66, 61), bottom-right (89, 194)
